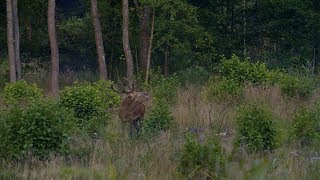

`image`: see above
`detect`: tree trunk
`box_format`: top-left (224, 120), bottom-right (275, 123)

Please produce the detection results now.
top-left (164, 43), bottom-right (169, 77)
top-left (122, 0), bottom-right (134, 83)
top-left (48, 0), bottom-right (59, 96)
top-left (91, 0), bottom-right (107, 80)
top-left (139, 6), bottom-right (151, 74)
top-left (12, 0), bottom-right (21, 80)
top-left (145, 10), bottom-right (154, 84)
top-left (6, 0), bottom-right (16, 82)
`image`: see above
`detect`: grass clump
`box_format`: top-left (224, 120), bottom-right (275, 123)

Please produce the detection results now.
top-left (178, 136), bottom-right (225, 179)
top-left (235, 104), bottom-right (279, 152)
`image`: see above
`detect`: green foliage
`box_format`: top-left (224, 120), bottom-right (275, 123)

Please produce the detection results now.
top-left (148, 70), bottom-right (180, 105)
top-left (235, 104), bottom-right (279, 152)
top-left (178, 136), bottom-right (224, 178)
top-left (277, 73), bottom-right (315, 98)
top-left (205, 76), bottom-right (244, 102)
top-left (142, 101), bottom-right (174, 136)
top-left (3, 80), bottom-right (43, 107)
top-left (0, 100), bottom-right (76, 159)
top-left (0, 59), bottom-right (8, 87)
top-left (291, 108), bottom-right (320, 146)
top-left (60, 81), bottom-right (118, 134)
top-left (218, 55), bottom-right (271, 85)
top-left (92, 80), bottom-right (121, 109)
top-left (177, 66), bottom-right (210, 86)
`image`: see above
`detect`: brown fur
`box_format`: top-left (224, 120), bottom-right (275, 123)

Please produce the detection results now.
top-left (118, 91), bottom-right (149, 136)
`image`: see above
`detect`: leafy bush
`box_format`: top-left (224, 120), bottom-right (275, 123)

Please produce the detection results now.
top-left (177, 66), bottom-right (210, 86)
top-left (142, 101), bottom-right (174, 136)
top-left (92, 80), bottom-right (121, 109)
top-left (291, 108), bottom-right (320, 146)
top-left (235, 104), bottom-right (279, 152)
top-left (0, 100), bottom-right (76, 158)
top-left (148, 71), bottom-right (180, 105)
top-left (205, 76), bottom-right (244, 102)
top-left (60, 82), bottom-right (115, 134)
top-left (178, 136), bottom-right (225, 178)
top-left (3, 80), bottom-right (43, 107)
top-left (277, 73), bottom-right (315, 98)
top-left (0, 59), bottom-right (9, 87)
top-left (218, 55), bottom-right (271, 85)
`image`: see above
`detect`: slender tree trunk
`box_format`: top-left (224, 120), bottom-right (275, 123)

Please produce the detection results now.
top-left (12, 0), bottom-right (21, 80)
top-left (145, 10), bottom-right (154, 84)
top-left (243, 0), bottom-right (247, 57)
top-left (91, 0), bottom-right (107, 80)
top-left (139, 6), bottom-right (151, 73)
top-left (164, 43), bottom-right (169, 77)
top-left (122, 0), bottom-right (134, 83)
top-left (48, 0), bottom-right (59, 96)
top-left (6, 0), bottom-right (16, 82)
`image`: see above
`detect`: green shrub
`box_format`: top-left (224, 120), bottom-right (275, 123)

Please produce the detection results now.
top-left (205, 76), bottom-right (244, 102)
top-left (277, 73), bottom-right (314, 98)
top-left (142, 101), bottom-right (174, 136)
top-left (178, 136), bottom-right (225, 178)
top-left (149, 72), bottom-right (180, 105)
top-left (177, 66), bottom-right (210, 86)
top-left (60, 82), bottom-right (113, 134)
top-left (0, 59), bottom-right (9, 87)
top-left (0, 100), bottom-right (76, 158)
top-left (235, 104), bottom-right (279, 152)
top-left (218, 55), bottom-right (271, 85)
top-left (3, 80), bottom-right (43, 107)
top-left (291, 108), bottom-right (320, 146)
top-left (92, 80), bottom-right (121, 108)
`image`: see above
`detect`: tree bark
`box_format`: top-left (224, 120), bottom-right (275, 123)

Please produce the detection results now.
top-left (12, 0), bottom-right (21, 80)
top-left (91, 0), bottom-right (107, 80)
top-left (139, 6), bottom-right (151, 74)
top-left (48, 0), bottom-right (59, 96)
top-left (145, 10), bottom-right (154, 84)
top-left (122, 0), bottom-right (134, 83)
top-left (6, 0), bottom-right (16, 82)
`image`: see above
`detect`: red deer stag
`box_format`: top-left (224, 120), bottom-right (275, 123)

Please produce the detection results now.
top-left (112, 80), bottom-right (150, 137)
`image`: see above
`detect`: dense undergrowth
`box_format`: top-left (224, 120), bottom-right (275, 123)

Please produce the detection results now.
top-left (0, 56), bottom-right (320, 179)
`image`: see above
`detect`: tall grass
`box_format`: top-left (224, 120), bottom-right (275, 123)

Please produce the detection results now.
top-left (1, 85), bottom-right (320, 179)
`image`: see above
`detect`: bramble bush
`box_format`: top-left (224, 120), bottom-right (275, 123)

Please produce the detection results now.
top-left (60, 81), bottom-right (119, 134)
top-left (141, 101), bottom-right (174, 136)
top-left (92, 80), bottom-right (121, 109)
top-left (218, 55), bottom-right (271, 85)
top-left (178, 135), bottom-right (225, 178)
top-left (235, 104), bottom-right (279, 152)
top-left (290, 107), bottom-right (320, 146)
top-left (148, 71), bottom-right (180, 105)
top-left (3, 80), bottom-right (44, 107)
top-left (277, 73), bottom-right (315, 98)
top-left (0, 100), bottom-right (76, 159)
top-left (211, 55), bottom-right (315, 99)
top-left (205, 76), bottom-right (244, 102)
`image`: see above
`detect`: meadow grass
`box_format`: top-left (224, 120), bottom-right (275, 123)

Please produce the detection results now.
top-left (0, 84), bottom-right (319, 179)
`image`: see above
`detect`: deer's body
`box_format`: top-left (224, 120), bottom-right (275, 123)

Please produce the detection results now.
top-left (113, 83), bottom-right (149, 137)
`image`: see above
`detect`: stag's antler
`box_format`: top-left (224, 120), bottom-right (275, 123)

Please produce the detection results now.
top-left (111, 83), bottom-right (125, 93)
top-left (123, 77), bottom-right (135, 93)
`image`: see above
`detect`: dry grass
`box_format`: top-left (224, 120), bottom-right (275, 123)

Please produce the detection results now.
top-left (1, 85), bottom-right (320, 179)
